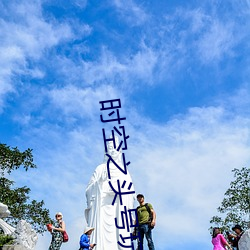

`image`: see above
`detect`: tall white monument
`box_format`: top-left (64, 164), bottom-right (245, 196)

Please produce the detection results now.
top-left (85, 137), bottom-right (136, 250)
top-left (239, 229), bottom-right (250, 250)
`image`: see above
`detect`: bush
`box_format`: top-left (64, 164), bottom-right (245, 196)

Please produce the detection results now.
top-left (0, 234), bottom-right (14, 246)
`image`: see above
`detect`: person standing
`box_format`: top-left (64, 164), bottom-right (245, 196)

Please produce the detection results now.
top-left (48, 212), bottom-right (66, 250)
top-left (231, 225), bottom-right (244, 250)
top-left (79, 227), bottom-right (96, 250)
top-left (211, 227), bottom-right (232, 250)
top-left (135, 194), bottom-right (156, 250)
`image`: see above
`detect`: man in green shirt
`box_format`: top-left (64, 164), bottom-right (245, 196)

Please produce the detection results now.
top-left (136, 194), bottom-right (156, 250)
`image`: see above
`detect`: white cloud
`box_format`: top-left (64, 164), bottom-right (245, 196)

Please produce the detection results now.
top-left (188, 8), bottom-right (210, 33)
top-left (224, 84), bottom-right (250, 114)
top-left (0, 1), bottom-right (74, 111)
top-left (73, 0), bottom-right (87, 9)
top-left (0, 2), bottom-right (73, 58)
top-left (81, 45), bottom-right (158, 86)
top-left (12, 96), bottom-right (250, 250)
top-left (48, 84), bottom-right (121, 120)
top-left (125, 104), bottom-right (250, 248)
top-left (112, 0), bottom-right (148, 26)
top-left (196, 20), bottom-right (235, 63)
top-left (81, 48), bottom-right (127, 85)
top-left (159, 7), bottom-right (240, 68)
top-left (126, 43), bottom-right (158, 84)
top-left (2, 2), bottom-right (250, 250)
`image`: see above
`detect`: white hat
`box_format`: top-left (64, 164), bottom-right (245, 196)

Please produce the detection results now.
top-left (55, 212), bottom-right (63, 218)
top-left (84, 227), bottom-right (94, 234)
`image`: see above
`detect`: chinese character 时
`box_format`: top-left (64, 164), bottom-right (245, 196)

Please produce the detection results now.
top-left (100, 99), bottom-right (126, 124)
top-left (108, 179), bottom-right (135, 205)
top-left (102, 126), bottom-right (129, 153)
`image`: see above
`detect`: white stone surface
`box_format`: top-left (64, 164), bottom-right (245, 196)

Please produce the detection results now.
top-left (0, 203), bottom-right (15, 235)
top-left (85, 136), bottom-right (136, 250)
top-left (0, 218), bottom-right (15, 235)
top-left (13, 220), bottom-right (38, 250)
top-left (0, 203), bottom-right (38, 250)
top-left (0, 203), bottom-right (11, 218)
top-left (2, 245), bottom-right (26, 250)
top-left (239, 229), bottom-right (250, 250)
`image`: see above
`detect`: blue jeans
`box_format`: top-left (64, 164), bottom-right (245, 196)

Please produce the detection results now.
top-left (137, 224), bottom-right (155, 250)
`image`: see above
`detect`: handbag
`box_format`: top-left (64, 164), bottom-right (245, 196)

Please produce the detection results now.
top-left (46, 224), bottom-right (52, 232)
top-left (62, 231), bottom-right (69, 242)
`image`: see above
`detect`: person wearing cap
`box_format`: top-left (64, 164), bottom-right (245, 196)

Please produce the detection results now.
top-left (49, 212), bottom-right (66, 250)
top-left (135, 194), bottom-right (156, 250)
top-left (230, 225), bottom-right (244, 250)
top-left (79, 227), bottom-right (96, 250)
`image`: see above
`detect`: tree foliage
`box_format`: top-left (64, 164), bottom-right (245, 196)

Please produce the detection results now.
top-left (210, 167), bottom-right (250, 232)
top-left (0, 143), bottom-right (52, 233)
top-left (0, 144), bottom-right (36, 175)
top-left (0, 234), bottom-right (14, 246)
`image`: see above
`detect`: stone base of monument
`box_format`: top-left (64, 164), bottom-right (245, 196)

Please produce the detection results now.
top-left (239, 229), bottom-right (250, 250)
top-left (1, 245), bottom-right (26, 250)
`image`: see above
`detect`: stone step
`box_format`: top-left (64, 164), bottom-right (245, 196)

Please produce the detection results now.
top-left (1, 245), bottom-right (26, 250)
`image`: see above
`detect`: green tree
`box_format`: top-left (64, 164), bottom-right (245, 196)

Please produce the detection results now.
top-left (0, 143), bottom-right (52, 233)
top-left (210, 167), bottom-right (250, 232)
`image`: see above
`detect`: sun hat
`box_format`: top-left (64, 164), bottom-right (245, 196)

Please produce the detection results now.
top-left (55, 212), bottom-right (63, 218)
top-left (84, 227), bottom-right (95, 234)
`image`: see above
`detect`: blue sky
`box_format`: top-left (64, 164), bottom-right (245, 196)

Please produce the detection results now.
top-left (1, 0), bottom-right (250, 249)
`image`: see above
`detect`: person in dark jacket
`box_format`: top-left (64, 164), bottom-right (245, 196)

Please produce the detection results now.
top-left (230, 225), bottom-right (244, 250)
top-left (79, 227), bottom-right (96, 250)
